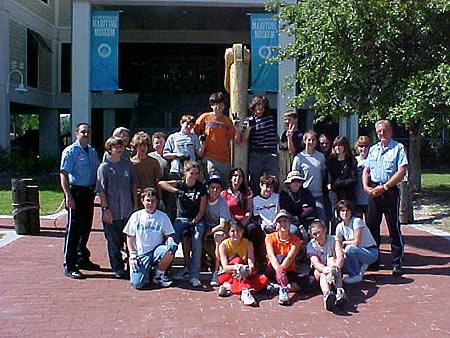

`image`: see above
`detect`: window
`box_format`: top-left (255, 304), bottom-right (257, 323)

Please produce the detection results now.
top-left (61, 43), bottom-right (71, 93)
top-left (27, 29), bottom-right (38, 88)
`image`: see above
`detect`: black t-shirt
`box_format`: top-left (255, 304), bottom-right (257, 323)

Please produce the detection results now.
top-left (175, 180), bottom-right (207, 219)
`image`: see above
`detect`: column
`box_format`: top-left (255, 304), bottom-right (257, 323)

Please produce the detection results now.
top-left (0, 3), bottom-right (10, 150)
top-left (71, 0), bottom-right (91, 130)
top-left (339, 113), bottom-right (358, 144)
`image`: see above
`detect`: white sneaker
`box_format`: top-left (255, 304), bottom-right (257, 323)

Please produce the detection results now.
top-left (278, 287), bottom-right (290, 306)
top-left (217, 282), bottom-right (232, 297)
top-left (241, 288), bottom-right (256, 306)
top-left (189, 277), bottom-right (202, 287)
top-left (153, 272), bottom-right (173, 287)
top-left (360, 263), bottom-right (369, 276)
top-left (343, 274), bottom-right (363, 284)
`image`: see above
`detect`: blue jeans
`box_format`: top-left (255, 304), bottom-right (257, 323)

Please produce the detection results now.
top-left (344, 245), bottom-right (379, 277)
top-left (248, 152), bottom-right (279, 194)
top-left (173, 218), bottom-right (206, 280)
top-left (313, 195), bottom-right (326, 224)
top-left (130, 245), bottom-right (170, 289)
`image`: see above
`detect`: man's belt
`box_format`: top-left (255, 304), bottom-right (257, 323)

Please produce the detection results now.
top-left (70, 184), bottom-right (95, 191)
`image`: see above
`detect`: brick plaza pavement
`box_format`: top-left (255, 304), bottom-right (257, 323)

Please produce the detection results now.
top-left (1, 209), bottom-right (450, 338)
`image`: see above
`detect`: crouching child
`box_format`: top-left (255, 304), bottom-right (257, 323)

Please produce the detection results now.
top-left (307, 219), bottom-right (347, 311)
top-left (123, 188), bottom-right (178, 289)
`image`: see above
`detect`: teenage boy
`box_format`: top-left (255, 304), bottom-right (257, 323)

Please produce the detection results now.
top-left (194, 91), bottom-right (241, 181)
top-left (130, 131), bottom-right (161, 201)
top-left (164, 114), bottom-right (203, 179)
top-left (97, 136), bottom-right (138, 279)
top-left (252, 175), bottom-right (279, 234)
top-left (123, 188), bottom-right (178, 289)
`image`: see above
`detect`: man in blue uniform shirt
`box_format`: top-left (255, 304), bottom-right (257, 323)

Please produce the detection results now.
top-left (363, 120), bottom-right (408, 276)
top-left (60, 123), bottom-right (100, 279)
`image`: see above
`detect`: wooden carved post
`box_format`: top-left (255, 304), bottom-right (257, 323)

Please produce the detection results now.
top-left (224, 43), bottom-right (250, 172)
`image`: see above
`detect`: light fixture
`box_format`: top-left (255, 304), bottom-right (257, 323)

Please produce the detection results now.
top-left (7, 69), bottom-right (28, 94)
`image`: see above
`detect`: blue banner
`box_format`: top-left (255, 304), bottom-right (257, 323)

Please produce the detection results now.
top-left (90, 11), bottom-right (119, 91)
top-left (250, 14), bottom-right (279, 92)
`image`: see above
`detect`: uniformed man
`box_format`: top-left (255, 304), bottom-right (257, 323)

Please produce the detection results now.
top-left (60, 123), bottom-right (100, 279)
top-left (363, 120), bottom-right (408, 276)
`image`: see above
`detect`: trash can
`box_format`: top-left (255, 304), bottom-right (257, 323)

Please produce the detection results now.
top-left (11, 178), bottom-right (40, 235)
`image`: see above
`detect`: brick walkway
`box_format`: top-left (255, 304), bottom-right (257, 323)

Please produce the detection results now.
top-left (1, 209), bottom-right (450, 338)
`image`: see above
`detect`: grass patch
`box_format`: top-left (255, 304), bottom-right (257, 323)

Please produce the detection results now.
top-left (0, 183), bottom-right (63, 216)
top-left (421, 173), bottom-right (450, 191)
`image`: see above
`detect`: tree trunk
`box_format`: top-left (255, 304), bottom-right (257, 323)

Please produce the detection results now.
top-left (408, 121), bottom-right (422, 192)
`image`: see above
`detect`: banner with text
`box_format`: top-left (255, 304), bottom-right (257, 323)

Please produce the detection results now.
top-left (250, 13), bottom-right (279, 92)
top-left (90, 11), bottom-right (119, 91)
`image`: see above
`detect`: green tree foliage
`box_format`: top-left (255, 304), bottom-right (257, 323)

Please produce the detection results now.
top-left (268, 0), bottom-right (450, 190)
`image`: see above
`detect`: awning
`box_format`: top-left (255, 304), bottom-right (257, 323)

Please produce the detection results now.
top-left (28, 29), bottom-right (53, 53)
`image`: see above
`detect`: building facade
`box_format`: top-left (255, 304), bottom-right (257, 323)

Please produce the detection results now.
top-left (2, 0), bottom-right (348, 158)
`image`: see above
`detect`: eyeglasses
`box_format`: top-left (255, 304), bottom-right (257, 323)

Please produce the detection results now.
top-left (358, 144), bottom-right (368, 148)
top-left (291, 179), bottom-right (303, 183)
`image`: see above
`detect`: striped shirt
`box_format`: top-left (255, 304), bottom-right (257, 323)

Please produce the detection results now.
top-left (246, 115), bottom-right (278, 153)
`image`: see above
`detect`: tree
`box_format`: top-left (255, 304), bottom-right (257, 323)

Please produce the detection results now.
top-left (268, 0), bottom-right (450, 191)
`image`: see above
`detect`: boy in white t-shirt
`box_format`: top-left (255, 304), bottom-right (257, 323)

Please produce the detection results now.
top-left (252, 175), bottom-right (279, 234)
top-left (123, 188), bottom-right (178, 289)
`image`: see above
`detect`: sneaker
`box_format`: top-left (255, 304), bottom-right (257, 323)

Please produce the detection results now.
top-left (153, 272), bottom-right (173, 287)
top-left (241, 288), bottom-right (256, 306)
top-left (173, 267), bottom-right (189, 280)
top-left (335, 287), bottom-right (347, 306)
top-left (323, 291), bottom-right (336, 311)
top-left (217, 282), bottom-right (232, 297)
top-left (278, 287), bottom-right (290, 306)
top-left (343, 274), bottom-right (363, 284)
top-left (189, 277), bottom-right (202, 287)
top-left (210, 271), bottom-right (219, 287)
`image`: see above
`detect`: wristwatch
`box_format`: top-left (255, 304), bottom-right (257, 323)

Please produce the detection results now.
top-left (383, 184), bottom-right (389, 191)
top-left (101, 206), bottom-right (109, 211)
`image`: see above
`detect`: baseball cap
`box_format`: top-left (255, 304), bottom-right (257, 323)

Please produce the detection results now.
top-left (273, 209), bottom-right (291, 222)
top-left (206, 174), bottom-right (222, 186)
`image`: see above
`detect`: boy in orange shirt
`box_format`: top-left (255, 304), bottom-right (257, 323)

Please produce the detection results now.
top-left (194, 92), bottom-right (241, 181)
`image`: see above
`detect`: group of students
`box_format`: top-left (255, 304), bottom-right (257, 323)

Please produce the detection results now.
top-left (64, 92), bottom-right (406, 313)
